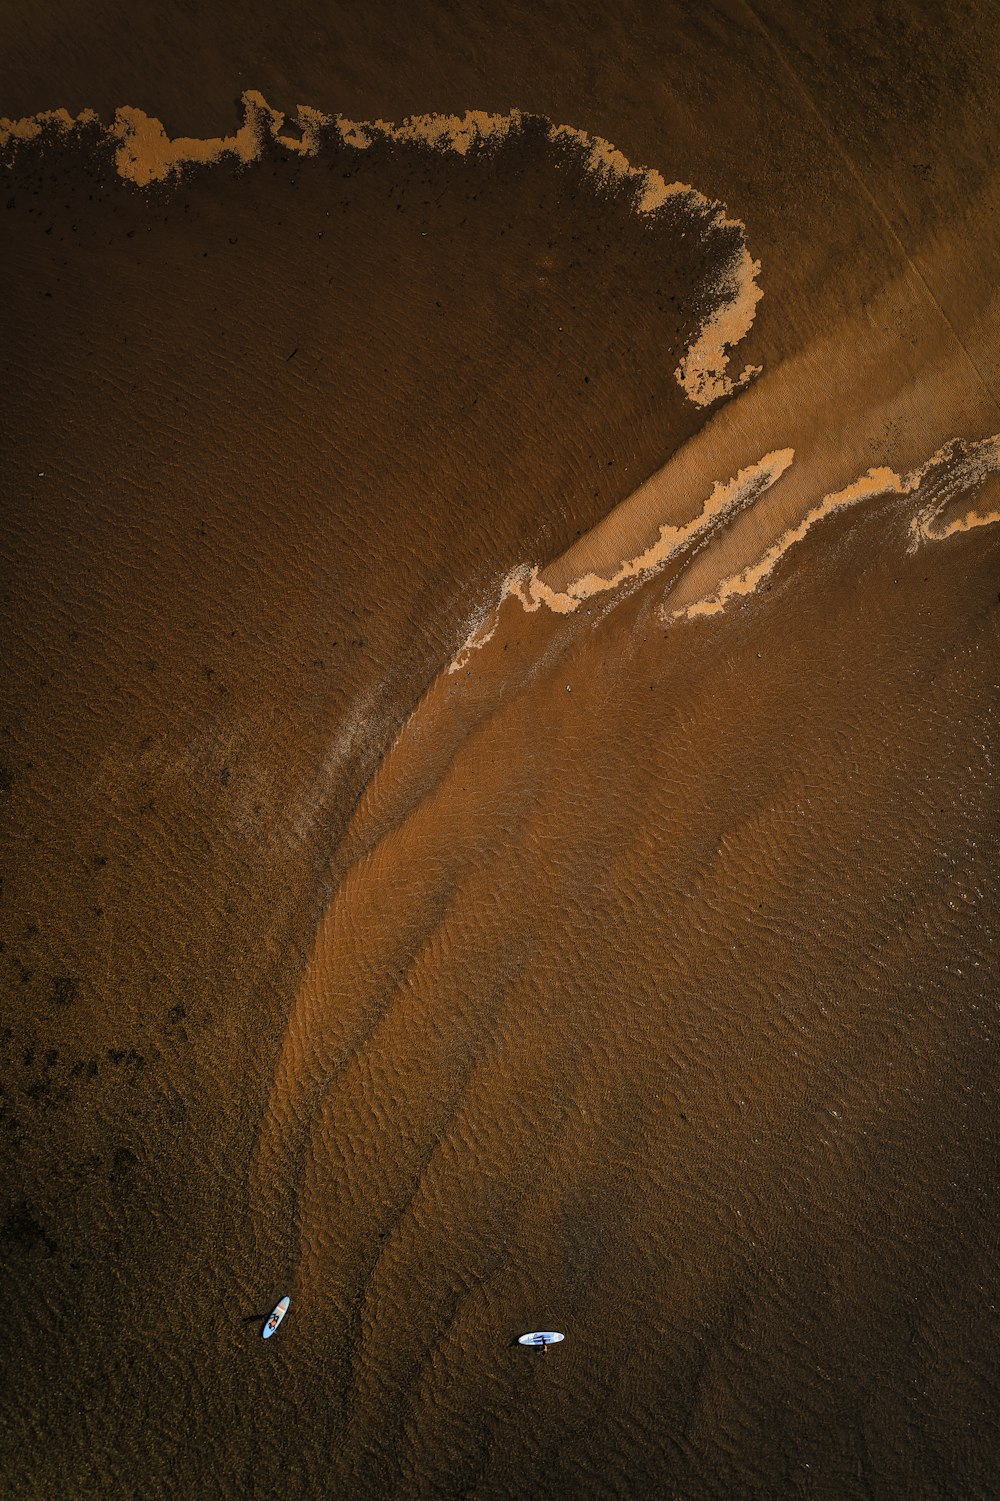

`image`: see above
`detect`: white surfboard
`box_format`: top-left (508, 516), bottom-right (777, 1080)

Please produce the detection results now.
top-left (263, 1296), bottom-right (290, 1339)
top-left (518, 1331), bottom-right (564, 1346)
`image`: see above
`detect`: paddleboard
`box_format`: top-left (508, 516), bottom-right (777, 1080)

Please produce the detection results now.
top-left (263, 1296), bottom-right (290, 1339)
top-left (518, 1331), bottom-right (564, 1346)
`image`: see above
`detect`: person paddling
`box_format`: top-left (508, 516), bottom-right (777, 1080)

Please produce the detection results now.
top-left (518, 1331), bottom-right (564, 1352)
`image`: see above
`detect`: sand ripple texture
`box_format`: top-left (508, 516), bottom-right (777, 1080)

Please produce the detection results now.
top-left (3, 16), bottom-right (1000, 1499)
top-left (258, 463), bottom-right (1000, 1501)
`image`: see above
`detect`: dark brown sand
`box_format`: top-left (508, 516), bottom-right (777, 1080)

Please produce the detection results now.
top-left (2, 3), bottom-right (1000, 1498)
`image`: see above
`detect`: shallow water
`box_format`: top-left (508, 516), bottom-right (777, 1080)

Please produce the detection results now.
top-left (2, 4), bottom-right (1000, 1497)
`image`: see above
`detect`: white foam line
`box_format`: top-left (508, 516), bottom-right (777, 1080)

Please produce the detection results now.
top-left (448, 449), bottom-right (793, 671)
top-left (671, 431), bottom-right (1000, 623)
top-left (1, 91), bottom-right (763, 411)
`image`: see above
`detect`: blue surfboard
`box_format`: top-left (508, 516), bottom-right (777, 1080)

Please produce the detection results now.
top-left (518, 1331), bottom-right (564, 1346)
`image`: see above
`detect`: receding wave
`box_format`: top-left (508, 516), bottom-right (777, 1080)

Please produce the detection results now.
top-left (450, 430), bottom-right (1000, 671)
top-left (449, 449), bottom-right (794, 670)
top-left (671, 432), bottom-right (1000, 622)
top-left (0, 89), bottom-right (762, 410)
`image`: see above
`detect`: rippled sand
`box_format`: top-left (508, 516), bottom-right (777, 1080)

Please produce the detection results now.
top-left (2, 3), bottom-right (1000, 1497)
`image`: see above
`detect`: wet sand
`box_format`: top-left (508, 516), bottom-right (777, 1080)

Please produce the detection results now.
top-left (2, 3), bottom-right (1000, 1497)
